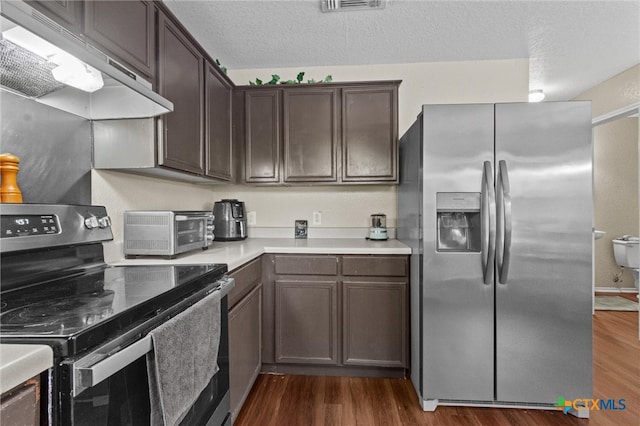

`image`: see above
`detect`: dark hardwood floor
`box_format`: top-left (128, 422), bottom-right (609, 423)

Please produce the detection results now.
top-left (235, 300), bottom-right (639, 426)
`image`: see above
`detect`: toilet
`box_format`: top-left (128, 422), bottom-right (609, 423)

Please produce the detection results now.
top-left (613, 236), bottom-right (640, 289)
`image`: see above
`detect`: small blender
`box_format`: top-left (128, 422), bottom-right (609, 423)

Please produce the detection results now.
top-left (368, 213), bottom-right (388, 240)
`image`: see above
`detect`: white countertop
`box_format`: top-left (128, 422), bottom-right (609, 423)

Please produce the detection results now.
top-left (0, 345), bottom-right (53, 394)
top-left (111, 238), bottom-right (411, 272)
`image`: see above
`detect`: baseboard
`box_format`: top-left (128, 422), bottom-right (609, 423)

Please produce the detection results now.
top-left (595, 286), bottom-right (639, 293)
top-left (261, 363), bottom-right (406, 378)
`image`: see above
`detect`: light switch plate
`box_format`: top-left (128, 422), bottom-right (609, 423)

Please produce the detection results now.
top-left (312, 211), bottom-right (322, 225)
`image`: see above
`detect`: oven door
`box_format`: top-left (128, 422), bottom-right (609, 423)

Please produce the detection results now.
top-left (60, 295), bottom-right (230, 426)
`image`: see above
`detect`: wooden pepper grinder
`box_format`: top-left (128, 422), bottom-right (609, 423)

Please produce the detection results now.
top-left (0, 153), bottom-right (23, 203)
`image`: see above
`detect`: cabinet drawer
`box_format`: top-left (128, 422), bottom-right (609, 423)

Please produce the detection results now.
top-left (274, 255), bottom-right (338, 275)
top-left (342, 256), bottom-right (407, 277)
top-left (228, 257), bottom-right (262, 309)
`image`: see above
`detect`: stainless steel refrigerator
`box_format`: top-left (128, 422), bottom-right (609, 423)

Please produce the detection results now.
top-left (398, 102), bottom-right (593, 413)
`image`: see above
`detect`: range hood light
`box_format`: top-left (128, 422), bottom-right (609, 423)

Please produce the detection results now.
top-left (4, 27), bottom-right (104, 93)
top-left (2, 26), bottom-right (59, 59)
top-left (49, 52), bottom-right (104, 93)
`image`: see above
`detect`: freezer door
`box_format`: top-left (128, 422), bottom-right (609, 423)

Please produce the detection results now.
top-left (495, 102), bottom-right (593, 404)
top-left (421, 104), bottom-right (495, 401)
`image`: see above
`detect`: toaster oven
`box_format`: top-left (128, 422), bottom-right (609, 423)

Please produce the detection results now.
top-left (124, 211), bottom-right (214, 258)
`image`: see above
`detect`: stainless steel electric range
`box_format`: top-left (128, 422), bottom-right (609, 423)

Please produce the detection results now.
top-left (0, 204), bottom-right (233, 426)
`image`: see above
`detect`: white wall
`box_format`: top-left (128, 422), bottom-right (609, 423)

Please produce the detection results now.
top-left (93, 59), bottom-right (528, 261)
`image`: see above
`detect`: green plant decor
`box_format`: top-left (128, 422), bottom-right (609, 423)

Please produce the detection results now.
top-left (249, 72), bottom-right (333, 86)
top-left (215, 59), bottom-right (227, 74)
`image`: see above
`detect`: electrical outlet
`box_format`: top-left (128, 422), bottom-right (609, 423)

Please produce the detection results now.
top-left (247, 211), bottom-right (257, 225)
top-left (312, 211), bottom-right (322, 225)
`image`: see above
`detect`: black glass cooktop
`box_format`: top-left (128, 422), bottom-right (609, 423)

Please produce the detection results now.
top-left (0, 263), bottom-right (227, 352)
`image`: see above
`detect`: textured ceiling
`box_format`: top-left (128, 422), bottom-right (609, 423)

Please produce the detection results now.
top-left (163, 0), bottom-right (640, 101)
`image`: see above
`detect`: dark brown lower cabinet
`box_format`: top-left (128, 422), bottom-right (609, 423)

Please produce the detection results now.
top-left (228, 258), bottom-right (262, 420)
top-left (0, 377), bottom-right (40, 426)
top-left (262, 254), bottom-right (408, 377)
top-left (275, 279), bottom-right (338, 364)
top-left (342, 280), bottom-right (406, 367)
top-left (228, 283), bottom-right (262, 420)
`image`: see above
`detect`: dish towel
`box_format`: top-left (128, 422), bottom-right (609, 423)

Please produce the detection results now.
top-left (147, 289), bottom-right (221, 426)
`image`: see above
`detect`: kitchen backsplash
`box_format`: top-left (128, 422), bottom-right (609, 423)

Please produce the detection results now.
top-left (1, 92), bottom-right (92, 204)
top-left (92, 170), bottom-right (397, 261)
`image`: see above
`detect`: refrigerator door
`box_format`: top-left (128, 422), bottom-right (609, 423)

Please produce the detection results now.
top-left (495, 102), bottom-right (593, 403)
top-left (421, 104), bottom-right (495, 401)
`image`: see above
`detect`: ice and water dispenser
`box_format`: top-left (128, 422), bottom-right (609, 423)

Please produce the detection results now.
top-left (436, 193), bottom-right (481, 252)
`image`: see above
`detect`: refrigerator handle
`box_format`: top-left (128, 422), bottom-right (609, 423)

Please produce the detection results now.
top-left (497, 160), bottom-right (512, 284)
top-left (481, 161), bottom-right (496, 285)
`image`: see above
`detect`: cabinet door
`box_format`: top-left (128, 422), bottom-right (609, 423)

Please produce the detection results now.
top-left (0, 379), bottom-right (39, 426)
top-left (229, 284), bottom-right (262, 421)
top-left (205, 62), bottom-right (233, 181)
top-left (342, 85), bottom-right (398, 182)
top-left (245, 90), bottom-right (280, 183)
top-left (283, 88), bottom-right (338, 182)
top-left (275, 279), bottom-right (338, 364)
top-left (342, 280), bottom-right (407, 367)
top-left (83, 0), bottom-right (155, 80)
top-left (158, 13), bottom-right (204, 174)
top-left (26, 1), bottom-right (83, 34)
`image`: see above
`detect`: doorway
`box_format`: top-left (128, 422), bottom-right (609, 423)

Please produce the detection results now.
top-left (592, 104), bottom-right (639, 296)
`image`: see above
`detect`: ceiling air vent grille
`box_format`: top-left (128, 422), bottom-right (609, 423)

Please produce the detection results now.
top-left (322, 0), bottom-right (387, 12)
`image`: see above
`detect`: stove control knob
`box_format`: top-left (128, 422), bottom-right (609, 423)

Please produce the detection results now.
top-left (84, 215), bottom-right (99, 229)
top-left (98, 216), bottom-right (112, 229)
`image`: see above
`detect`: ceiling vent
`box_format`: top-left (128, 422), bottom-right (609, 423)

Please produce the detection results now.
top-left (321, 0), bottom-right (387, 13)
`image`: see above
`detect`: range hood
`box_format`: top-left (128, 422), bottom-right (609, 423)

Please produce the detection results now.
top-left (0, 1), bottom-right (173, 120)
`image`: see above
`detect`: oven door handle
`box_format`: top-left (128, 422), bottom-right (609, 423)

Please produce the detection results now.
top-left (74, 335), bottom-right (153, 396)
top-left (72, 276), bottom-right (235, 396)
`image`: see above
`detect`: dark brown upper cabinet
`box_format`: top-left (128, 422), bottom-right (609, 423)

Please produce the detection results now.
top-left (237, 81), bottom-right (400, 185)
top-left (283, 88), bottom-right (339, 183)
top-left (26, 0), bottom-right (83, 35)
top-left (83, 0), bottom-right (155, 80)
top-left (157, 11), bottom-right (204, 175)
top-left (205, 62), bottom-right (233, 181)
top-left (244, 90), bottom-right (280, 183)
top-left (342, 85), bottom-right (398, 182)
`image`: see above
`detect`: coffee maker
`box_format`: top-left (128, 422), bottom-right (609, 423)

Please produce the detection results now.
top-left (213, 199), bottom-right (247, 241)
top-left (368, 213), bottom-right (388, 240)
